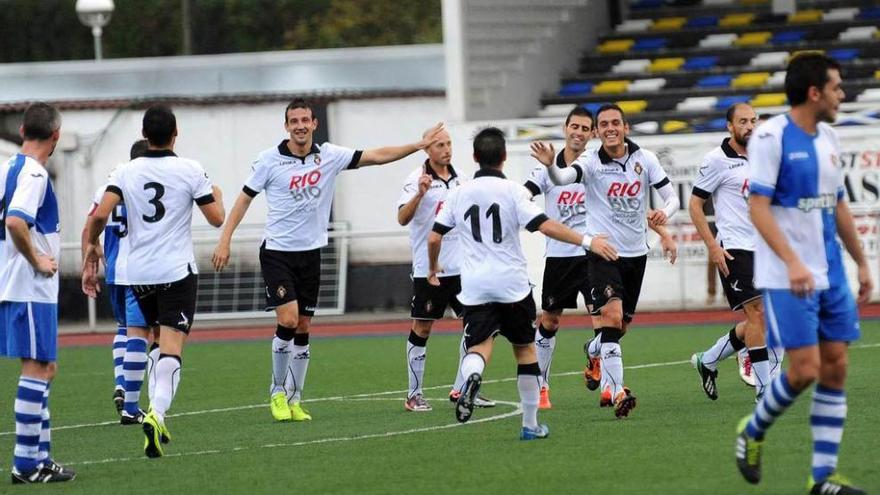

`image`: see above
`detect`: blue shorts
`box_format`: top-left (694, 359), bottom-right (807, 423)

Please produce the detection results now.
top-left (0, 301), bottom-right (58, 362)
top-left (763, 285), bottom-right (859, 350)
top-left (124, 287), bottom-right (148, 328)
top-left (108, 284), bottom-right (129, 327)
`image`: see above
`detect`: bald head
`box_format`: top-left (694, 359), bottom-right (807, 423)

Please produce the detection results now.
top-left (726, 103), bottom-right (757, 148)
top-left (424, 129), bottom-right (452, 167)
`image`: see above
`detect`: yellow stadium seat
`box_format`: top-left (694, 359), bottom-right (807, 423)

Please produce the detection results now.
top-left (598, 39), bottom-right (634, 54)
top-left (616, 100), bottom-right (648, 114)
top-left (740, 0), bottom-right (767, 4)
top-left (735, 32), bottom-right (771, 46)
top-left (593, 80), bottom-right (630, 94)
top-left (662, 120), bottom-right (689, 133)
top-left (750, 93), bottom-right (787, 108)
top-left (720, 13), bottom-right (754, 27)
top-left (649, 57), bottom-right (685, 72)
top-left (652, 17), bottom-right (687, 30)
top-left (788, 9), bottom-right (822, 23)
top-left (875, 70), bottom-right (880, 80)
top-left (732, 72), bottom-right (771, 89)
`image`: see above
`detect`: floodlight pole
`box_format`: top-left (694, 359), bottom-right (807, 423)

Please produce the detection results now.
top-left (92, 25), bottom-right (103, 61)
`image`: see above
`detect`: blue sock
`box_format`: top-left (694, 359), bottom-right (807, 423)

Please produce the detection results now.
top-left (13, 377), bottom-right (47, 473)
top-left (113, 326), bottom-right (127, 389)
top-left (747, 371), bottom-right (801, 440)
top-left (122, 337), bottom-right (148, 415)
top-left (38, 384), bottom-right (50, 462)
top-left (810, 385), bottom-right (846, 483)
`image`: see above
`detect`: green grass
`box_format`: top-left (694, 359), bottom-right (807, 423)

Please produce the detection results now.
top-left (1, 322), bottom-right (879, 494)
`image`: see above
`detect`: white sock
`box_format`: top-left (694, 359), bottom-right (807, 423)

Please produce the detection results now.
top-left (587, 334), bottom-right (602, 358)
top-left (517, 370), bottom-right (540, 428)
top-left (601, 342), bottom-right (625, 397)
top-left (458, 353), bottom-right (485, 392)
top-left (452, 333), bottom-right (468, 392)
top-left (147, 345), bottom-right (160, 402)
top-left (749, 347), bottom-right (772, 397)
top-left (701, 330), bottom-right (740, 371)
top-left (406, 332), bottom-right (428, 399)
top-left (271, 336), bottom-right (293, 396)
top-left (288, 344), bottom-right (310, 403)
top-left (535, 327), bottom-right (557, 388)
top-left (769, 346), bottom-right (784, 380)
top-left (152, 355), bottom-right (181, 421)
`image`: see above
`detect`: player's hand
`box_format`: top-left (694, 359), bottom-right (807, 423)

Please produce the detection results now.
top-left (589, 234), bottom-right (618, 261)
top-left (856, 262), bottom-right (872, 304)
top-left (529, 141), bottom-right (555, 167)
top-left (787, 259), bottom-right (815, 297)
top-left (417, 173), bottom-right (432, 196)
top-left (708, 244), bottom-right (734, 277)
top-left (81, 256), bottom-right (101, 298)
top-left (418, 123), bottom-right (445, 150)
top-left (660, 235), bottom-right (678, 265)
top-left (647, 209), bottom-right (668, 226)
top-left (34, 254), bottom-right (57, 278)
top-left (427, 268), bottom-right (442, 286)
top-left (212, 242), bottom-right (231, 272)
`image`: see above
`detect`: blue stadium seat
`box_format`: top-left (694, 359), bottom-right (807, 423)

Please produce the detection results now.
top-left (828, 48), bottom-right (859, 62)
top-left (696, 74), bottom-right (733, 88)
top-left (715, 95), bottom-right (752, 110)
top-left (582, 102), bottom-right (610, 115)
top-left (633, 37), bottom-right (668, 51)
top-left (694, 118), bottom-right (729, 133)
top-left (559, 82), bottom-right (593, 96)
top-left (630, 0), bottom-right (664, 9)
top-left (686, 16), bottom-right (718, 28)
top-left (683, 56), bottom-right (718, 71)
top-left (857, 7), bottom-right (880, 20)
top-left (771, 31), bottom-right (805, 45)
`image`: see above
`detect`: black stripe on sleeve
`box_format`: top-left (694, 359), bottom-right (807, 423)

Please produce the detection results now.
top-left (242, 185), bottom-right (259, 198)
top-left (195, 194), bottom-right (216, 206)
top-left (525, 213), bottom-right (550, 233)
top-left (106, 185), bottom-right (123, 199)
top-left (432, 222), bottom-right (453, 235)
top-left (346, 150), bottom-right (363, 170)
top-left (573, 164), bottom-right (584, 183)
top-left (652, 177), bottom-right (671, 190)
top-left (691, 187), bottom-right (711, 199)
top-left (524, 181), bottom-right (542, 197)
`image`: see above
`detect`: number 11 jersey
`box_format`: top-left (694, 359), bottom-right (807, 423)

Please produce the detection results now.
top-left (106, 149), bottom-right (215, 285)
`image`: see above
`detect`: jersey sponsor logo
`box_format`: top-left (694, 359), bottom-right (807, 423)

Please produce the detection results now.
top-left (556, 191), bottom-right (586, 221)
top-left (607, 181), bottom-right (643, 222)
top-left (797, 193), bottom-right (836, 212)
top-left (607, 181), bottom-right (641, 197)
top-left (787, 151), bottom-right (810, 161)
top-left (289, 170), bottom-right (322, 204)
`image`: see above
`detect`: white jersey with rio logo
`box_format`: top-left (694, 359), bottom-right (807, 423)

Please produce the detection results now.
top-left (434, 168), bottom-right (548, 305)
top-left (692, 138), bottom-right (754, 251)
top-left (571, 139), bottom-right (671, 257)
top-left (525, 151), bottom-right (587, 258)
top-left (106, 150), bottom-right (214, 285)
top-left (244, 141), bottom-right (361, 252)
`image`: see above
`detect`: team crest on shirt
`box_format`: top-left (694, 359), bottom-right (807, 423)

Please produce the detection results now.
top-left (634, 162), bottom-right (643, 175)
top-left (314, 154), bottom-right (322, 166)
top-left (277, 286), bottom-right (287, 299)
top-left (604, 285), bottom-right (614, 298)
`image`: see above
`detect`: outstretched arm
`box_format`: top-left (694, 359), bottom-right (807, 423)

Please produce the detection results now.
top-left (537, 219), bottom-right (618, 261)
top-left (359, 123), bottom-right (445, 167)
top-left (529, 142), bottom-right (577, 186)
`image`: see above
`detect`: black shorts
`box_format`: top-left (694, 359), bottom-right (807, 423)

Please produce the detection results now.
top-left (131, 273), bottom-right (198, 334)
top-left (461, 293), bottom-right (537, 349)
top-left (542, 256), bottom-right (590, 311)
top-left (259, 244), bottom-right (320, 316)
top-left (719, 249), bottom-right (761, 311)
top-left (587, 253), bottom-right (647, 324)
top-left (411, 276), bottom-right (463, 320)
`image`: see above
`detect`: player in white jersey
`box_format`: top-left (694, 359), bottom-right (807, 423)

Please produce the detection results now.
top-left (211, 98), bottom-right (446, 422)
top-left (531, 104), bottom-right (680, 418)
top-left (429, 127), bottom-right (618, 440)
top-left (1, 103), bottom-right (75, 484)
top-left (689, 104), bottom-right (782, 402)
top-left (735, 54), bottom-right (871, 495)
top-left (526, 107), bottom-right (677, 410)
top-left (397, 128), bottom-right (496, 412)
top-left (81, 140), bottom-right (153, 420)
top-left (84, 106), bottom-right (226, 458)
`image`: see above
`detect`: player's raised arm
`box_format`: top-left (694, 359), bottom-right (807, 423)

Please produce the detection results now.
top-left (358, 123), bottom-right (445, 167)
top-left (397, 173), bottom-right (431, 226)
top-left (530, 141), bottom-right (578, 186)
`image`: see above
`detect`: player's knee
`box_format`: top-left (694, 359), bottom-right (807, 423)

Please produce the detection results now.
top-left (599, 306), bottom-right (623, 327)
top-left (743, 302), bottom-right (764, 326)
top-left (277, 314), bottom-right (299, 329)
top-left (541, 312), bottom-right (561, 330)
top-left (789, 360), bottom-right (820, 388)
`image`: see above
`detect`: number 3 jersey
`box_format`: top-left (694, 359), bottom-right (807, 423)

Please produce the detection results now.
top-left (571, 139), bottom-right (671, 257)
top-left (106, 150), bottom-right (215, 285)
top-left (434, 168), bottom-right (548, 305)
top-left (244, 140), bottom-right (362, 252)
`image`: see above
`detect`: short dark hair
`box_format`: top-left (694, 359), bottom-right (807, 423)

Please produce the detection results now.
top-left (21, 102), bottom-right (61, 141)
top-left (565, 106), bottom-right (594, 127)
top-left (473, 127), bottom-right (506, 168)
top-left (595, 104), bottom-right (627, 124)
top-left (130, 139), bottom-right (149, 159)
top-left (142, 105), bottom-right (177, 147)
top-left (725, 103), bottom-right (751, 123)
top-left (285, 98), bottom-right (315, 122)
top-left (785, 53), bottom-right (842, 107)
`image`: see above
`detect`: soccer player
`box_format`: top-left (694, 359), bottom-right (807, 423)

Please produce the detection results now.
top-left (84, 105), bottom-right (225, 458)
top-left (211, 98), bottom-right (446, 422)
top-left (531, 103), bottom-right (680, 418)
top-left (525, 107), bottom-right (677, 409)
top-left (81, 139), bottom-right (153, 419)
top-left (689, 103), bottom-right (782, 402)
top-left (2, 102), bottom-right (75, 483)
top-left (397, 128), bottom-right (495, 412)
top-left (429, 127), bottom-right (617, 440)
top-left (734, 54), bottom-right (871, 495)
